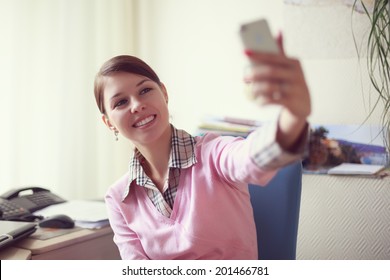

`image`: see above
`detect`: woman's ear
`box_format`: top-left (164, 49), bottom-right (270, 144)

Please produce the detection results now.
top-left (102, 115), bottom-right (116, 131)
top-left (102, 115), bottom-right (120, 141)
top-left (160, 83), bottom-right (169, 104)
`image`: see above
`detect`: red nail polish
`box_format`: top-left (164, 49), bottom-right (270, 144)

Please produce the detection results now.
top-left (244, 49), bottom-right (254, 57)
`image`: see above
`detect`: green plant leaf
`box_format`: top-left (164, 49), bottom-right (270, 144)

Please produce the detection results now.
top-left (353, 0), bottom-right (390, 153)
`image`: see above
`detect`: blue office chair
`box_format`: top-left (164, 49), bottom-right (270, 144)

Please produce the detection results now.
top-left (248, 161), bottom-right (302, 260)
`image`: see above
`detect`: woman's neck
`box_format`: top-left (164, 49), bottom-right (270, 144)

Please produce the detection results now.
top-left (136, 125), bottom-right (172, 192)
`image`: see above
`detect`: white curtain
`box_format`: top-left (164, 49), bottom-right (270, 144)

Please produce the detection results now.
top-left (0, 0), bottom-right (136, 199)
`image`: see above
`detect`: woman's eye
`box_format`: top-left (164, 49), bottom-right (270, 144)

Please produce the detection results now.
top-left (140, 88), bottom-right (152, 95)
top-left (114, 99), bottom-right (127, 108)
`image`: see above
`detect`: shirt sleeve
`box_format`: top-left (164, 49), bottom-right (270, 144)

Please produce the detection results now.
top-left (105, 190), bottom-right (149, 260)
top-left (199, 117), bottom-right (308, 187)
top-left (248, 118), bottom-right (309, 170)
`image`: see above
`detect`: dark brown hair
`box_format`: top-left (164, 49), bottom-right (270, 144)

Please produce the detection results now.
top-left (94, 55), bottom-right (161, 114)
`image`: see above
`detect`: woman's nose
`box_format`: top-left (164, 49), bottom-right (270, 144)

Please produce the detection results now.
top-left (129, 98), bottom-right (145, 113)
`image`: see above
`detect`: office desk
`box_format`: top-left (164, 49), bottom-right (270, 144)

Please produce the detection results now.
top-left (2, 226), bottom-right (121, 260)
top-left (0, 247), bottom-right (31, 260)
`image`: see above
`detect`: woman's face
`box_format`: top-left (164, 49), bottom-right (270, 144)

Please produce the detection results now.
top-left (102, 72), bottom-right (170, 146)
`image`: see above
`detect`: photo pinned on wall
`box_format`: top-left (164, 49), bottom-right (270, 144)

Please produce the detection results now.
top-left (303, 124), bottom-right (389, 175)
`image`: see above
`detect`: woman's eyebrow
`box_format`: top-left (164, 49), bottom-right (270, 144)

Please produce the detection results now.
top-left (110, 92), bottom-right (123, 101)
top-left (136, 78), bottom-right (151, 87)
top-left (109, 79), bottom-right (152, 101)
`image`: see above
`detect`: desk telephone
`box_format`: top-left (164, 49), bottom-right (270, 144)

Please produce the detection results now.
top-left (0, 187), bottom-right (66, 220)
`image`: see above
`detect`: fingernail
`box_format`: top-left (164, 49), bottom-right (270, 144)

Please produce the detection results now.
top-left (244, 49), bottom-right (254, 57)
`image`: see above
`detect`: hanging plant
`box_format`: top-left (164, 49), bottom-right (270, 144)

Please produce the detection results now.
top-left (352, 0), bottom-right (390, 154)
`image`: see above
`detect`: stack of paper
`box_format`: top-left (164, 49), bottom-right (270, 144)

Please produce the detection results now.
top-left (197, 116), bottom-right (261, 137)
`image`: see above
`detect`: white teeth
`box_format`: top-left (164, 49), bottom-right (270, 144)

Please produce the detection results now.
top-left (134, 115), bottom-right (155, 127)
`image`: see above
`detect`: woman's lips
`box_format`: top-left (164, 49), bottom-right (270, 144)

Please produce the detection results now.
top-left (133, 115), bottom-right (156, 128)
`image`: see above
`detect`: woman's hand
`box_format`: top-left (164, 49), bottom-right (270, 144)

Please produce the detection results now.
top-left (244, 33), bottom-right (311, 151)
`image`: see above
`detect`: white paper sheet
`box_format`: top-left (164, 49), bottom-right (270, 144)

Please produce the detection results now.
top-left (327, 163), bottom-right (385, 175)
top-left (34, 200), bottom-right (108, 222)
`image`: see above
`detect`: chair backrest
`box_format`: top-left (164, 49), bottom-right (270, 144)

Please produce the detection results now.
top-left (248, 161), bottom-right (302, 260)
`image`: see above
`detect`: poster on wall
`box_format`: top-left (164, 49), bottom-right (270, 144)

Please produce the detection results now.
top-left (302, 124), bottom-right (389, 175)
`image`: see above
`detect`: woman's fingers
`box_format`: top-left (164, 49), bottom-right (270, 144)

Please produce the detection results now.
top-left (248, 80), bottom-right (293, 106)
top-left (243, 51), bottom-right (311, 118)
top-left (245, 63), bottom-right (298, 84)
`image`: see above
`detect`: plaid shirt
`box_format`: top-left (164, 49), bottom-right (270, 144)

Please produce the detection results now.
top-left (124, 126), bottom-right (197, 217)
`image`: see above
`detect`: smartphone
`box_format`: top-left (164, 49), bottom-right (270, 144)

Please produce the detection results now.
top-left (239, 18), bottom-right (279, 54)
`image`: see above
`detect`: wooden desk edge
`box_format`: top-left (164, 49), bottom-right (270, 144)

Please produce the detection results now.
top-left (15, 226), bottom-right (113, 255)
top-left (0, 247), bottom-right (32, 260)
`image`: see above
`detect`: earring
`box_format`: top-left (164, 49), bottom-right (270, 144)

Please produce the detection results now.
top-left (114, 130), bottom-right (119, 141)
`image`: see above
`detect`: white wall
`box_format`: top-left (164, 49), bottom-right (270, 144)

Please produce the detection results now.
top-left (136, 0), bottom-right (383, 134)
top-left (136, 0), bottom-right (284, 133)
top-left (283, 2), bottom-right (382, 125)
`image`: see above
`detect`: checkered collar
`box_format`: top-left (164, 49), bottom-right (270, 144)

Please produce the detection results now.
top-left (121, 125), bottom-right (197, 201)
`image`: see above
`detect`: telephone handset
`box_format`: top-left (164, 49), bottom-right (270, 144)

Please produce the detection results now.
top-left (0, 186), bottom-right (66, 220)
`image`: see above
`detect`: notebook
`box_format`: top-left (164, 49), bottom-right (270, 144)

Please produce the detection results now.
top-left (0, 220), bottom-right (37, 250)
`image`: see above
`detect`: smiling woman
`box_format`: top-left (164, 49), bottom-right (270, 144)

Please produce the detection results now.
top-left (92, 26), bottom-right (312, 259)
top-left (0, 0), bottom-right (137, 199)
